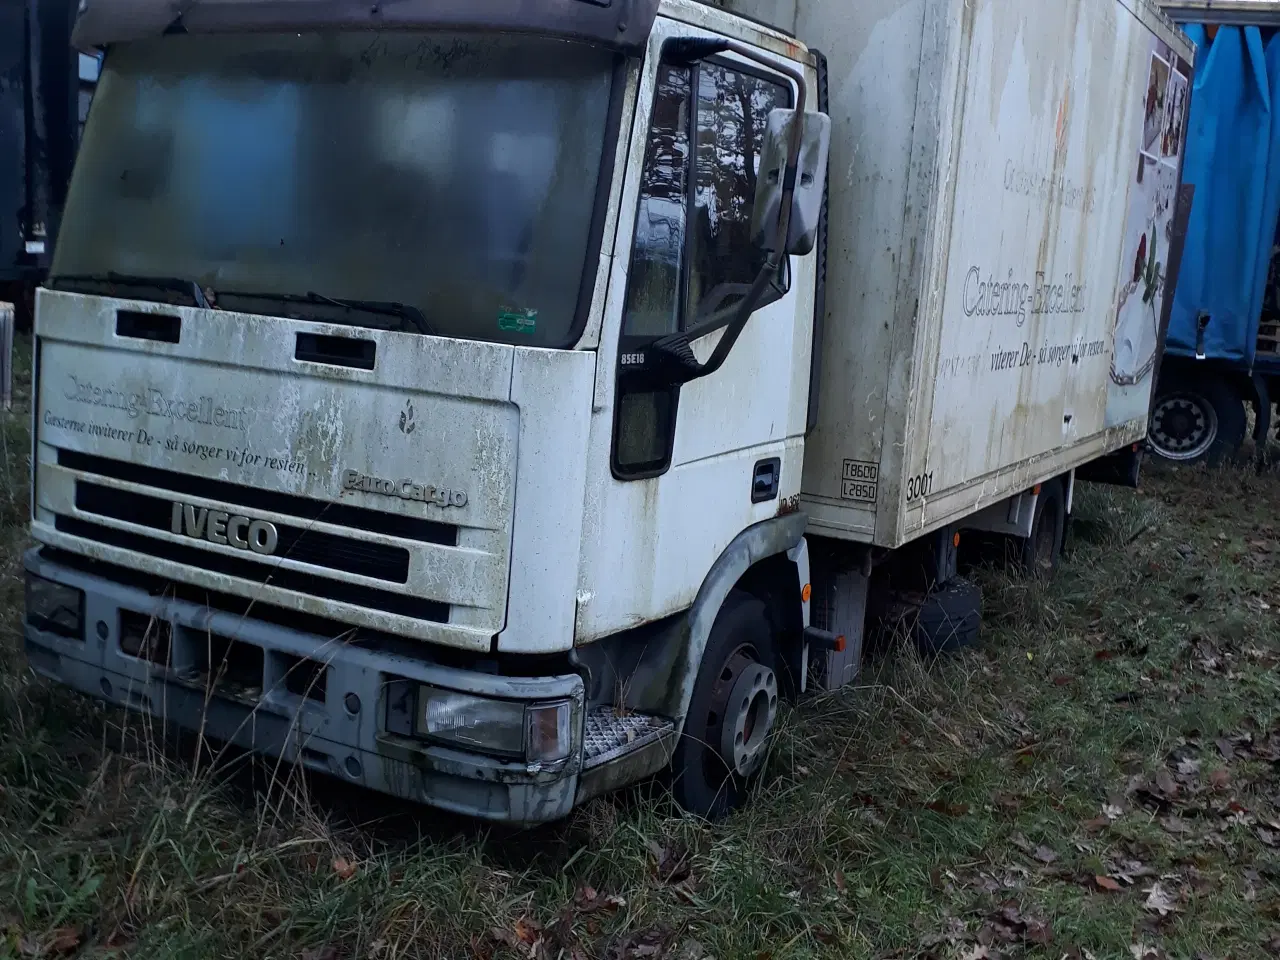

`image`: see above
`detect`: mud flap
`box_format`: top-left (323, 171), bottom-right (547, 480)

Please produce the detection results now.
top-left (808, 568), bottom-right (867, 691)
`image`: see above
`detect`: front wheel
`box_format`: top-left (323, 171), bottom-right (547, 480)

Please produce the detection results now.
top-left (1148, 374), bottom-right (1246, 465)
top-left (670, 590), bottom-right (779, 820)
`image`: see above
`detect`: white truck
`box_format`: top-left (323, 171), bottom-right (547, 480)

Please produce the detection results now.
top-left (23, 0), bottom-right (1190, 822)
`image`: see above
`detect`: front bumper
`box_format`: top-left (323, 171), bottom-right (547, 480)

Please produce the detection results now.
top-left (22, 549), bottom-right (585, 824)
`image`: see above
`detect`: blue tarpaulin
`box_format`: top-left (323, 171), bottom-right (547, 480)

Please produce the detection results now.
top-left (1168, 24), bottom-right (1280, 368)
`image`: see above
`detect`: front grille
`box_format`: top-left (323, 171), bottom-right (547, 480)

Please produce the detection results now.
top-left (54, 515), bottom-right (449, 623)
top-left (57, 449), bottom-right (457, 546)
top-left (75, 481), bottom-right (410, 583)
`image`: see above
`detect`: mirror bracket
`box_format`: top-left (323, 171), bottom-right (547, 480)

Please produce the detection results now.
top-left (648, 250), bottom-right (785, 385)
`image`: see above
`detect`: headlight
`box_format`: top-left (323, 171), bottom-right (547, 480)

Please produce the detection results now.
top-left (25, 574), bottom-right (84, 640)
top-left (418, 688), bottom-right (526, 756)
top-left (415, 687), bottom-right (572, 763)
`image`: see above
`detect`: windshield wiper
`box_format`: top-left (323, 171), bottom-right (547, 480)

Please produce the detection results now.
top-left (304, 291), bottom-right (432, 336)
top-left (216, 289), bottom-right (432, 336)
top-left (52, 271), bottom-right (212, 309)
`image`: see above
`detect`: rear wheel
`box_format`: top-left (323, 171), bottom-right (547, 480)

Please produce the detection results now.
top-left (913, 577), bottom-right (982, 657)
top-left (671, 590), bottom-right (779, 820)
top-left (1149, 374), bottom-right (1246, 465)
top-left (1016, 480), bottom-right (1066, 579)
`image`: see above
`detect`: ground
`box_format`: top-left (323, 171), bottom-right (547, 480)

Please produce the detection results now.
top-left (1, 334), bottom-right (1279, 960)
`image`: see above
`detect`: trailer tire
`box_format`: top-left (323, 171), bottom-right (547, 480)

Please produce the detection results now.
top-left (1016, 480), bottom-right (1065, 579)
top-left (670, 590), bottom-right (779, 820)
top-left (914, 577), bottom-right (982, 657)
top-left (1149, 373), bottom-right (1246, 465)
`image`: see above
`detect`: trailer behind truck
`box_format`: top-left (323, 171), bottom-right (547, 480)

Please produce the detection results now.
top-left (1, 0), bottom-right (99, 330)
top-left (23, 0), bottom-right (1189, 823)
top-left (1151, 0), bottom-right (1280, 464)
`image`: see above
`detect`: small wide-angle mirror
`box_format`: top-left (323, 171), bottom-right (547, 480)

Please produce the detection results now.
top-left (751, 108), bottom-right (831, 256)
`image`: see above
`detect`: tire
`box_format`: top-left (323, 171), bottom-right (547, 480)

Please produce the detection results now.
top-left (1016, 479), bottom-right (1066, 579)
top-left (1149, 373), bottom-right (1247, 465)
top-left (914, 577), bottom-right (982, 657)
top-left (671, 590), bottom-right (779, 820)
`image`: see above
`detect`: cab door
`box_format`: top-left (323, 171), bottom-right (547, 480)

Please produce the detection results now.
top-left (575, 19), bottom-right (817, 641)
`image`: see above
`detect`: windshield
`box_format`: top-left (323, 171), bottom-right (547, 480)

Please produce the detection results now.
top-left (52, 32), bottom-right (618, 347)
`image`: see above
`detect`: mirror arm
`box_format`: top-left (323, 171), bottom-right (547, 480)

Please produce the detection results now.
top-left (656, 249), bottom-right (784, 381)
top-left (650, 42), bottom-right (807, 385)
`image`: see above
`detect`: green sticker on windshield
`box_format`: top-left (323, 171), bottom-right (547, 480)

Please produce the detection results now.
top-left (497, 307), bottom-right (537, 335)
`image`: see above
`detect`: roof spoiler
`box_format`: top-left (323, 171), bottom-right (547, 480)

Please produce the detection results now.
top-left (72, 0), bottom-right (661, 53)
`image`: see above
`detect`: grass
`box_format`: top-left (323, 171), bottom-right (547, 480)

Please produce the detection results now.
top-left (2, 329), bottom-right (1279, 959)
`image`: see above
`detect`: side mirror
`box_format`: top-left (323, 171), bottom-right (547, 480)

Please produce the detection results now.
top-left (750, 108), bottom-right (831, 256)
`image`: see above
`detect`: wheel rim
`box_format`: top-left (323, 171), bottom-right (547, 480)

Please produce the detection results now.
top-left (1149, 392), bottom-right (1218, 461)
top-left (707, 645), bottom-right (778, 780)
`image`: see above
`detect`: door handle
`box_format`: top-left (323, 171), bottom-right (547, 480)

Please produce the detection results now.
top-left (751, 457), bottom-right (781, 503)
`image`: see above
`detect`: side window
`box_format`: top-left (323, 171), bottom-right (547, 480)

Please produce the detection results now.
top-left (613, 53), bottom-right (792, 481)
top-left (686, 62), bottom-right (791, 329)
top-left (620, 56), bottom-right (791, 340)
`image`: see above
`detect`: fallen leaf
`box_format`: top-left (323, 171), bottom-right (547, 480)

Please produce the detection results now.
top-left (331, 857), bottom-right (357, 881)
top-left (648, 841), bottom-right (692, 884)
top-left (1143, 882), bottom-right (1177, 916)
top-left (1114, 859), bottom-right (1155, 884)
top-left (1160, 816), bottom-right (1193, 835)
top-left (1095, 875), bottom-right (1122, 892)
top-left (575, 887), bottom-right (625, 915)
top-left (1034, 845), bottom-right (1058, 864)
top-left (513, 917), bottom-right (542, 946)
top-left (1176, 757), bottom-right (1202, 776)
top-left (46, 928), bottom-right (82, 955)
top-left (610, 926), bottom-right (673, 960)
